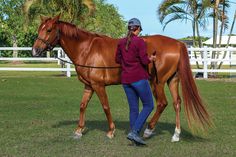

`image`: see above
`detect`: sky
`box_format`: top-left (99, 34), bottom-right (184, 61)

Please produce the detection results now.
top-left (106, 0), bottom-right (236, 39)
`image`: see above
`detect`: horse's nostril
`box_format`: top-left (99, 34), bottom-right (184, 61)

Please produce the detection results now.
top-left (32, 48), bottom-right (37, 57)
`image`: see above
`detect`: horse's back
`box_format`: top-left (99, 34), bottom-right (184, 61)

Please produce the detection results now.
top-left (143, 35), bottom-right (184, 54)
top-left (143, 35), bottom-right (184, 82)
top-left (88, 34), bottom-right (185, 85)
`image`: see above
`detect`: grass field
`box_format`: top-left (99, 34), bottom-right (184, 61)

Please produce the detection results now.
top-left (0, 70), bottom-right (236, 157)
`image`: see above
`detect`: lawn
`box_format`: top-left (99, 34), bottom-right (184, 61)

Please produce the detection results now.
top-left (0, 71), bottom-right (235, 157)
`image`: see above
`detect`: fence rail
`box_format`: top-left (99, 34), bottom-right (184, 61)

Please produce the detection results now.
top-left (0, 47), bottom-right (236, 78)
top-left (188, 47), bottom-right (236, 78)
top-left (0, 47), bottom-right (74, 77)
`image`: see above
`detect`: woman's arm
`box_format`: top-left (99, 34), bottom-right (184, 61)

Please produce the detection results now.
top-left (138, 39), bottom-right (151, 65)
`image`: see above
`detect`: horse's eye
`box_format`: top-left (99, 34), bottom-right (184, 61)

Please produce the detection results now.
top-left (47, 29), bottom-right (52, 33)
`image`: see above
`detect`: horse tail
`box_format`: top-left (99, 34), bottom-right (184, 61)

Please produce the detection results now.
top-left (178, 43), bottom-right (212, 131)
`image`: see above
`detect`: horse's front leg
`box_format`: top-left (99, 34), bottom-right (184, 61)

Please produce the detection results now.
top-left (74, 85), bottom-right (94, 138)
top-left (92, 84), bottom-right (115, 139)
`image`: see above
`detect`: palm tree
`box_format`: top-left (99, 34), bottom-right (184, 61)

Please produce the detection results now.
top-left (158, 0), bottom-right (209, 68)
top-left (208, 0), bottom-right (231, 70)
top-left (216, 0), bottom-right (230, 67)
top-left (218, 0), bottom-right (230, 47)
top-left (158, 0), bottom-right (210, 47)
top-left (22, 0), bottom-right (96, 30)
top-left (217, 10), bottom-right (236, 69)
top-left (212, 0), bottom-right (220, 49)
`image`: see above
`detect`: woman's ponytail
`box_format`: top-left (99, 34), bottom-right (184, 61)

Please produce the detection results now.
top-left (125, 30), bottom-right (132, 51)
top-left (125, 26), bottom-right (139, 51)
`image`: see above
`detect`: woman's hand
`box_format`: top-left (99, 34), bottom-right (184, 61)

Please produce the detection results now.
top-left (149, 55), bottom-right (156, 62)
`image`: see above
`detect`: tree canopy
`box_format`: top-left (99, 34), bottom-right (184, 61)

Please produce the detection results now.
top-left (0, 0), bottom-right (126, 50)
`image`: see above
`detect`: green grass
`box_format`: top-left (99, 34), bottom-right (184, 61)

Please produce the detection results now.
top-left (0, 71), bottom-right (236, 157)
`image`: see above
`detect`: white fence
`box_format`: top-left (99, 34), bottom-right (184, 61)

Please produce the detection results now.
top-left (0, 47), bottom-right (74, 77)
top-left (0, 47), bottom-right (236, 78)
top-left (189, 47), bottom-right (236, 78)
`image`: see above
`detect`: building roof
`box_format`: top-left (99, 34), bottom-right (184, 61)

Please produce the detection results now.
top-left (203, 35), bottom-right (236, 45)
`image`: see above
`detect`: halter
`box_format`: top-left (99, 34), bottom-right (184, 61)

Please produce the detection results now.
top-left (56, 56), bottom-right (121, 69)
top-left (36, 29), bottom-right (60, 51)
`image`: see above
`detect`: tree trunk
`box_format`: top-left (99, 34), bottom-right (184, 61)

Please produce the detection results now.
top-left (218, 0), bottom-right (226, 48)
top-left (212, 0), bottom-right (220, 48)
top-left (211, 0), bottom-right (220, 70)
top-left (192, 21), bottom-right (200, 69)
top-left (196, 21), bottom-right (203, 61)
top-left (216, 0), bottom-right (226, 69)
top-left (196, 22), bottom-right (203, 48)
top-left (12, 35), bottom-right (20, 64)
top-left (217, 10), bottom-right (236, 69)
top-left (22, 0), bottom-right (38, 32)
top-left (12, 35), bottom-right (18, 58)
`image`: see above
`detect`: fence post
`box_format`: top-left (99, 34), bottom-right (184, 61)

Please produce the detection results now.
top-left (229, 46), bottom-right (232, 67)
top-left (203, 46), bottom-right (208, 78)
top-left (65, 54), bottom-right (71, 77)
top-left (57, 49), bottom-right (60, 65)
top-left (189, 46), bottom-right (192, 58)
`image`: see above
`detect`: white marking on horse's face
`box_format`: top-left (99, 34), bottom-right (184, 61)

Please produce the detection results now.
top-left (42, 24), bottom-right (46, 30)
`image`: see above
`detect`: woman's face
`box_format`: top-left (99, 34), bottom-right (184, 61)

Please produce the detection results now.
top-left (133, 27), bottom-right (141, 36)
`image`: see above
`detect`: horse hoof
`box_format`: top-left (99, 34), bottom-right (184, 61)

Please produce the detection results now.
top-left (171, 132), bottom-right (180, 142)
top-left (143, 127), bottom-right (155, 138)
top-left (74, 127), bottom-right (87, 139)
top-left (106, 129), bottom-right (115, 139)
top-left (171, 128), bottom-right (181, 142)
top-left (171, 135), bottom-right (180, 142)
top-left (73, 132), bottom-right (83, 140)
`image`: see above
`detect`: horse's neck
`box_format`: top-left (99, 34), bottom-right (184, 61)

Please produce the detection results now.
top-left (59, 32), bottom-right (92, 64)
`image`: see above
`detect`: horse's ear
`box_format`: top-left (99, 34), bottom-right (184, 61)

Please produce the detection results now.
top-left (40, 15), bottom-right (50, 23)
top-left (53, 13), bottom-right (61, 23)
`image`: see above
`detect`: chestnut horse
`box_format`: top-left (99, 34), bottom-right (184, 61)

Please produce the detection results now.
top-left (32, 15), bottom-right (211, 142)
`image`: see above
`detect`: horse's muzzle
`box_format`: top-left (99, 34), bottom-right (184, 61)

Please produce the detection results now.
top-left (32, 48), bottom-right (43, 57)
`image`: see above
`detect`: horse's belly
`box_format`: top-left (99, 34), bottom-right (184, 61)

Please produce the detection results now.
top-left (91, 69), bottom-right (121, 85)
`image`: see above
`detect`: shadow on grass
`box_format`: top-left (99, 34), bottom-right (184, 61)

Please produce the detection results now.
top-left (52, 120), bottom-right (207, 142)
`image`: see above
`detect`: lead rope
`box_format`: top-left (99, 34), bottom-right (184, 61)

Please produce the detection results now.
top-left (55, 56), bottom-right (121, 69)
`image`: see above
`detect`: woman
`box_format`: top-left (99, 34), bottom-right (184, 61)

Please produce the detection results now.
top-left (115, 18), bottom-right (156, 145)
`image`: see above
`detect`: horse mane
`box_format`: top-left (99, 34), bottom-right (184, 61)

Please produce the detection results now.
top-left (58, 21), bottom-right (107, 39)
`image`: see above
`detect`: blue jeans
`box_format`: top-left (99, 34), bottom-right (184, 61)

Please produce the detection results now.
top-left (123, 79), bottom-right (154, 133)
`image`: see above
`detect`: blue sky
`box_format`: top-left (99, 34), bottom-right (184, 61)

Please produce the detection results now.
top-left (106, 0), bottom-right (236, 39)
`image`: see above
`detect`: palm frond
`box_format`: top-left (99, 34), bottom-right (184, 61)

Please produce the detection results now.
top-left (159, 5), bottom-right (190, 23)
top-left (162, 13), bottom-right (191, 30)
top-left (158, 0), bottom-right (184, 17)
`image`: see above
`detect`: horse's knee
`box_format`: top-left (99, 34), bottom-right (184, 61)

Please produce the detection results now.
top-left (80, 103), bottom-right (86, 112)
top-left (102, 105), bottom-right (110, 112)
top-left (158, 103), bottom-right (167, 109)
top-left (157, 102), bottom-right (168, 112)
top-left (173, 98), bottom-right (181, 111)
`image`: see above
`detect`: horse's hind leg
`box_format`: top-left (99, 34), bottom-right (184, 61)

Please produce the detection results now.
top-left (144, 82), bottom-right (168, 138)
top-left (168, 74), bottom-right (182, 142)
top-left (74, 85), bottom-right (94, 138)
top-left (91, 84), bottom-right (115, 139)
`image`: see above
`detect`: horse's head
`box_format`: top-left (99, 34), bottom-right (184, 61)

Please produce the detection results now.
top-left (32, 15), bottom-right (61, 57)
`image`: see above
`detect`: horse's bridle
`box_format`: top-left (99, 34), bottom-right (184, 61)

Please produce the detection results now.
top-left (36, 29), bottom-right (60, 51)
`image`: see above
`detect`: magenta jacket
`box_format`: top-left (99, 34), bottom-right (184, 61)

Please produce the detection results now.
top-left (115, 35), bottom-right (151, 84)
